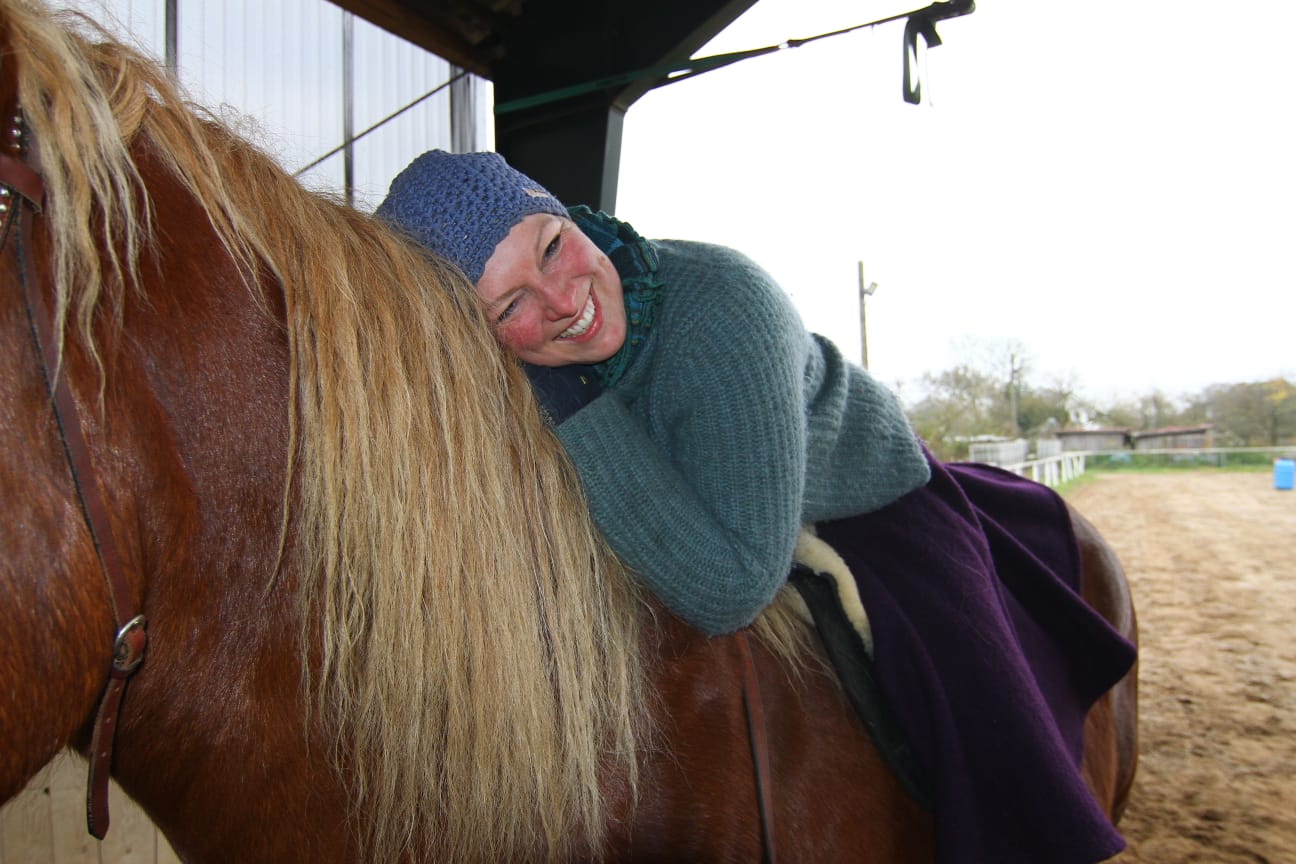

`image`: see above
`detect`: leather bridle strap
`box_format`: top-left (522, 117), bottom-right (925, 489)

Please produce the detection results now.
top-left (0, 139), bottom-right (147, 840)
top-left (736, 630), bottom-right (777, 864)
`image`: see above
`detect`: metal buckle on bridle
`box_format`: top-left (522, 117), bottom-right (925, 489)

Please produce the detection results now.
top-left (112, 615), bottom-right (148, 674)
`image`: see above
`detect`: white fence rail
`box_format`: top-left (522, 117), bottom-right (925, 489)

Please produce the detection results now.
top-left (1000, 452), bottom-right (1088, 488)
top-left (994, 446), bottom-right (1296, 489)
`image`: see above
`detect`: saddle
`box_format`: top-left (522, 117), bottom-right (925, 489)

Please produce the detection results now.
top-left (790, 528), bottom-right (932, 811)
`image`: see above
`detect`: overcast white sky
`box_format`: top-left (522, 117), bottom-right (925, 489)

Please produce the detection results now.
top-left (618, 0), bottom-right (1296, 405)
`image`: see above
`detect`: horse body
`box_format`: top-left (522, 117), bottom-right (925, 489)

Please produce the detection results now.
top-left (0, 4), bottom-right (1133, 862)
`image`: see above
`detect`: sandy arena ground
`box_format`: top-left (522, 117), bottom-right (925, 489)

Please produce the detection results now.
top-left (1063, 471), bottom-right (1296, 864)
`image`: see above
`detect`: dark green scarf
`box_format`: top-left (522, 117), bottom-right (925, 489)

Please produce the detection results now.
top-left (568, 205), bottom-right (662, 388)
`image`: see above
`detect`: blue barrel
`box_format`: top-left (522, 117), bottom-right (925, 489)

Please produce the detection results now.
top-left (1276, 458), bottom-right (1295, 491)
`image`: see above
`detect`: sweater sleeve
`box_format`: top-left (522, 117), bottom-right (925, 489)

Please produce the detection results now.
top-left (800, 333), bottom-right (931, 522)
top-left (556, 244), bottom-right (807, 635)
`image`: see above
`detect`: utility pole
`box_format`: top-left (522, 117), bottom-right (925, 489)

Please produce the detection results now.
top-left (858, 261), bottom-right (878, 370)
top-left (1009, 352), bottom-right (1022, 435)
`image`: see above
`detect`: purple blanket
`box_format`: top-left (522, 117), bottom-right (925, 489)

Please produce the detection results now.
top-left (817, 458), bottom-right (1136, 864)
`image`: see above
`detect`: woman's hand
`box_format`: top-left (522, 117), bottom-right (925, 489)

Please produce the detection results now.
top-left (522, 362), bottom-right (601, 425)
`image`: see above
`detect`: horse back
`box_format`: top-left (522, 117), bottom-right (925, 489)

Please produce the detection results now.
top-left (604, 614), bottom-right (934, 862)
top-left (1069, 503), bottom-right (1139, 821)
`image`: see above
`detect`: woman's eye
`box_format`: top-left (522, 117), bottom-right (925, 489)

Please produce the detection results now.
top-left (543, 233), bottom-right (561, 263)
top-left (496, 297), bottom-right (520, 324)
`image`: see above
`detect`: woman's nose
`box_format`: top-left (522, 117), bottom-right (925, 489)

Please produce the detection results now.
top-left (535, 276), bottom-right (580, 318)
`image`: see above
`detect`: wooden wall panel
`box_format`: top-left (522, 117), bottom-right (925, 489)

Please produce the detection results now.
top-left (1, 754), bottom-right (178, 864)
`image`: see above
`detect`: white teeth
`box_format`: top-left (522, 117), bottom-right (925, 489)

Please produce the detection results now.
top-left (558, 296), bottom-right (596, 339)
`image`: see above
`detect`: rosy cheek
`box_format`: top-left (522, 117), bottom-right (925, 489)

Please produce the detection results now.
top-left (498, 315), bottom-right (544, 354)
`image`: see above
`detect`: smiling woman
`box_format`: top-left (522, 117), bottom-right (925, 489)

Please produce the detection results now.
top-left (375, 146), bottom-right (1143, 863)
top-left (377, 148), bottom-right (932, 635)
top-left (476, 212), bottom-right (628, 366)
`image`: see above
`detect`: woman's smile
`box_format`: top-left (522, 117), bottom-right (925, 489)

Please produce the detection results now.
top-left (558, 294), bottom-right (598, 340)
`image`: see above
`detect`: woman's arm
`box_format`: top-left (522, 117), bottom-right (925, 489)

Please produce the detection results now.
top-left (556, 243), bottom-right (809, 635)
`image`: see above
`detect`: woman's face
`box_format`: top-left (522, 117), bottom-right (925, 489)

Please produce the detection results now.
top-left (475, 213), bottom-right (627, 367)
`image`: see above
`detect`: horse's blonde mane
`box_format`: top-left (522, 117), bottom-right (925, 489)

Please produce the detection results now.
top-left (4, 2), bottom-right (653, 860)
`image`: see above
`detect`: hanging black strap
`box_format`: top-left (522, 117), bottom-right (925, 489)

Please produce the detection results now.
top-left (789, 564), bottom-right (932, 811)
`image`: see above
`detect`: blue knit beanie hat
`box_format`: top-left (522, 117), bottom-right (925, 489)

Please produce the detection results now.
top-left (376, 150), bottom-right (569, 284)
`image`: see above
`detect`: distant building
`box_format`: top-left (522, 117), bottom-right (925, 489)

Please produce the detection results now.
top-left (1035, 437), bottom-right (1064, 459)
top-left (1131, 425), bottom-right (1215, 450)
top-left (1055, 428), bottom-right (1132, 452)
top-left (968, 438), bottom-right (1029, 465)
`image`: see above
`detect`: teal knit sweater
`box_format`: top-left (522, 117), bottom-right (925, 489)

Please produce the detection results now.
top-left (556, 239), bottom-right (930, 635)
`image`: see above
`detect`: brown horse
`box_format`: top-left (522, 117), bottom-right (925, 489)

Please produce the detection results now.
top-left (0, 3), bottom-right (1136, 862)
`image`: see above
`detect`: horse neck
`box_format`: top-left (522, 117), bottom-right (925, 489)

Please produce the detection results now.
top-left (0, 143), bottom-right (351, 857)
top-left (96, 151), bottom-right (362, 860)
top-left (0, 257), bottom-right (117, 799)
top-left (0, 12), bottom-right (108, 803)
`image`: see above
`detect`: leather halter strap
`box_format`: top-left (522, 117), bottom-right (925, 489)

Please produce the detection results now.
top-left (736, 630), bottom-right (777, 864)
top-left (0, 115), bottom-right (148, 841)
